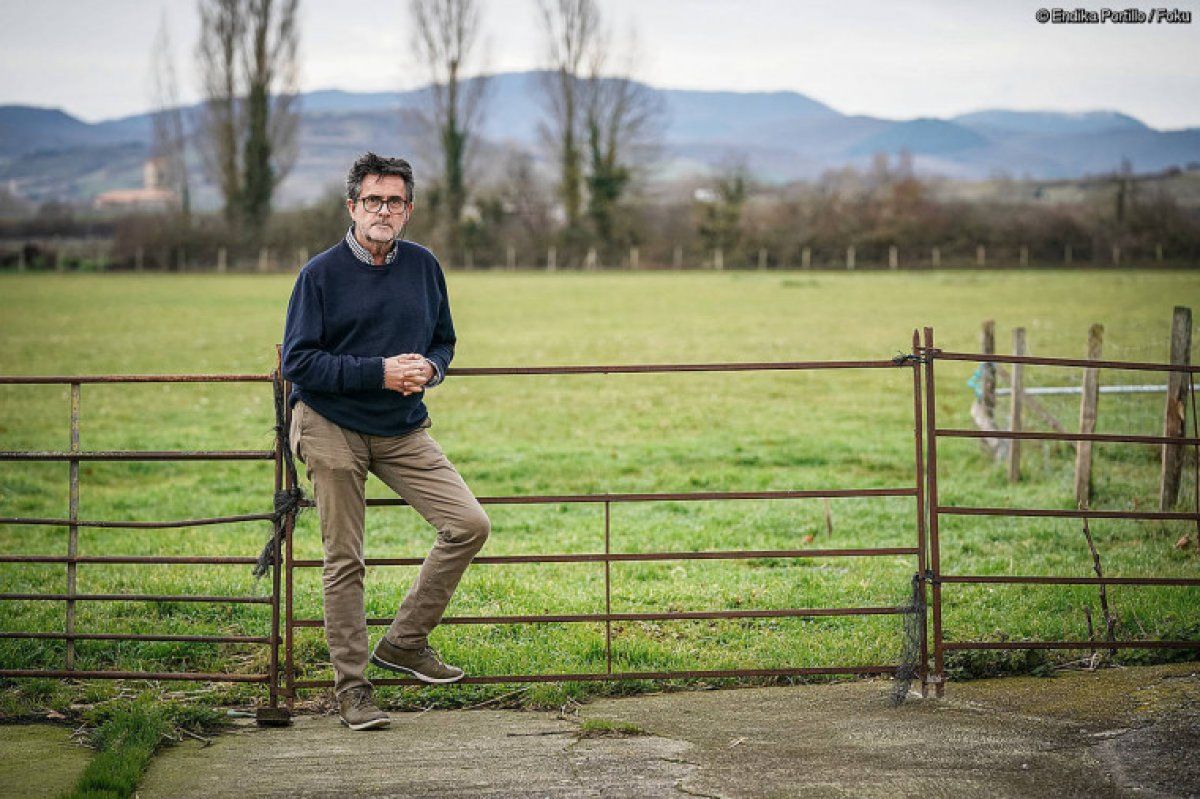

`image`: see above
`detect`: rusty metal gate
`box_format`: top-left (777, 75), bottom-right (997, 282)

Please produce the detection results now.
top-left (1, 327), bottom-right (1196, 722)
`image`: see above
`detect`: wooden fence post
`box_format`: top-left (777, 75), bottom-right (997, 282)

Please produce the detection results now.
top-left (216, 247), bottom-right (226, 273)
top-left (1160, 306), bottom-right (1193, 509)
top-left (758, 247), bottom-right (767, 270)
top-left (801, 246), bottom-right (811, 269)
top-left (506, 245), bottom-right (516, 270)
top-left (931, 247), bottom-right (940, 268)
top-left (969, 319), bottom-right (1008, 460)
top-left (846, 246), bottom-right (855, 270)
top-left (585, 247), bottom-right (598, 270)
top-left (673, 244), bottom-right (683, 270)
top-left (888, 245), bottom-right (898, 270)
top-left (1074, 324), bottom-right (1104, 508)
top-left (547, 246), bottom-right (556, 272)
top-left (1111, 245), bottom-right (1121, 267)
top-left (1065, 244), bottom-right (1073, 265)
top-left (630, 247), bottom-right (639, 270)
top-left (258, 247), bottom-right (270, 273)
top-left (1008, 327), bottom-right (1026, 482)
top-left (714, 248), bottom-right (723, 270)
top-left (1019, 245), bottom-right (1029, 267)
top-left (976, 245), bottom-right (986, 267)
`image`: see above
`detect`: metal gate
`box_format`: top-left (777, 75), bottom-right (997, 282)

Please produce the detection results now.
top-left (2, 327), bottom-right (1197, 721)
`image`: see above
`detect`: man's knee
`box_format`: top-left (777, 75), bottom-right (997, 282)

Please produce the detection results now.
top-left (444, 506), bottom-right (490, 549)
top-left (323, 554), bottom-right (365, 591)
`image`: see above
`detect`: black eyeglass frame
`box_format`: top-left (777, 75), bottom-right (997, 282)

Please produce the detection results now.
top-left (356, 195), bottom-right (411, 213)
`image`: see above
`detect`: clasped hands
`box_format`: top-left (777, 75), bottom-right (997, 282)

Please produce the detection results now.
top-left (384, 353), bottom-right (434, 396)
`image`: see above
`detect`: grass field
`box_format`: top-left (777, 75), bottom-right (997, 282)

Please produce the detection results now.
top-left (1, 268), bottom-right (1198, 710)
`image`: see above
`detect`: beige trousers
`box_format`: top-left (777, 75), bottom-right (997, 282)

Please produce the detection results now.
top-left (289, 401), bottom-right (490, 696)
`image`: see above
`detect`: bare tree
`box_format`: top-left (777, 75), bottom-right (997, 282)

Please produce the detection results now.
top-left (150, 13), bottom-right (191, 217)
top-left (536, 0), bottom-right (598, 245)
top-left (197, 0), bottom-right (243, 225)
top-left (241, 0), bottom-right (300, 237)
top-left (582, 27), bottom-right (662, 250)
top-left (410, 0), bottom-right (489, 263)
top-left (195, 0), bottom-right (299, 240)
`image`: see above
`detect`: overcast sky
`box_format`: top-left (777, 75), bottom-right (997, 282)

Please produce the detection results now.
top-left (2, 0), bottom-right (1198, 128)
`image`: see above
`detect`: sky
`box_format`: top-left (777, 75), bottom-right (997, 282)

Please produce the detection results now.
top-left (1, 0), bottom-right (1198, 128)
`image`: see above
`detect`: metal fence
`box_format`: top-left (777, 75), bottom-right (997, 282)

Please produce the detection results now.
top-left (1, 329), bottom-right (1196, 721)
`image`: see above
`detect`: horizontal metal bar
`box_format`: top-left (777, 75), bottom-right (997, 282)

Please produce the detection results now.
top-left (942, 641), bottom-right (1200, 651)
top-left (0, 375), bottom-right (272, 384)
top-left (290, 547), bottom-right (920, 568)
top-left (995, 385), bottom-right (1167, 396)
top-left (940, 575), bottom-right (1200, 586)
top-left (292, 607), bottom-right (906, 627)
top-left (929, 350), bottom-right (1200, 374)
top-left (354, 487), bottom-right (917, 509)
top-left (0, 555), bottom-right (259, 565)
top-left (448, 360), bottom-right (906, 376)
top-left (0, 593), bottom-right (271, 604)
top-left (0, 450), bottom-right (273, 461)
top-left (0, 669), bottom-right (271, 682)
top-left (0, 632), bottom-right (272, 644)
top-left (293, 665), bottom-right (897, 688)
top-left (0, 514), bottom-right (274, 529)
top-left (936, 429), bottom-right (1199, 446)
top-left (937, 506), bottom-right (1199, 521)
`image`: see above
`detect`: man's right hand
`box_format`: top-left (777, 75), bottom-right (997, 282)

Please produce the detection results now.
top-left (383, 354), bottom-right (430, 396)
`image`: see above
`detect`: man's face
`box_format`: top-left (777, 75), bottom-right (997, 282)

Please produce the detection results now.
top-left (347, 174), bottom-right (412, 246)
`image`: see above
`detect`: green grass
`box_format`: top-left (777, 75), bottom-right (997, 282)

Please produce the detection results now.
top-left (1, 269), bottom-right (1198, 710)
top-left (60, 696), bottom-right (223, 799)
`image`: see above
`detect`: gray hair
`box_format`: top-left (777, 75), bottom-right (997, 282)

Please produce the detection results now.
top-left (345, 152), bottom-right (415, 202)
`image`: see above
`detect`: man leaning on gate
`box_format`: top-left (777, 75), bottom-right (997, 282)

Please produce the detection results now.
top-left (281, 152), bottom-right (491, 731)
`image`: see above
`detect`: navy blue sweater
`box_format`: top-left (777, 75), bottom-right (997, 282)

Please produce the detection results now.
top-left (281, 239), bottom-right (456, 436)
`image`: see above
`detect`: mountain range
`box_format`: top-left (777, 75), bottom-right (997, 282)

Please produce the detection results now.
top-left (2, 70), bottom-right (1198, 209)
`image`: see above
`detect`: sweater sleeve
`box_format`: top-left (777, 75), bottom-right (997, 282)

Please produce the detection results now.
top-left (423, 262), bottom-right (457, 384)
top-left (281, 269), bottom-right (385, 393)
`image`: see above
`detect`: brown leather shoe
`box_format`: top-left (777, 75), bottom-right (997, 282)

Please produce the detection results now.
top-left (337, 686), bottom-right (390, 731)
top-left (371, 638), bottom-right (465, 683)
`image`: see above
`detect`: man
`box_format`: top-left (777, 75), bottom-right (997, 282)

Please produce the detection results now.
top-left (282, 152), bottom-right (490, 731)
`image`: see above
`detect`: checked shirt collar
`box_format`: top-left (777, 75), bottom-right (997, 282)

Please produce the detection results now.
top-left (345, 224), bottom-right (399, 266)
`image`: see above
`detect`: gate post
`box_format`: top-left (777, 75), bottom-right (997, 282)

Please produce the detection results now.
top-left (910, 330), bottom-right (929, 697)
top-left (922, 327), bottom-right (946, 696)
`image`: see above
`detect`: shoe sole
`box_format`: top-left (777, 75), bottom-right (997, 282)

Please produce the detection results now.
top-left (370, 652), bottom-right (465, 684)
top-left (339, 715), bottom-right (390, 731)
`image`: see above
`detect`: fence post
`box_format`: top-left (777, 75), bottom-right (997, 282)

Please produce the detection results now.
top-left (801, 246), bottom-right (811, 269)
top-left (976, 245), bottom-right (986, 267)
top-left (135, 247), bottom-right (145, 272)
top-left (1019, 245), bottom-right (1029, 267)
top-left (888, 245), bottom-right (898, 270)
top-left (1112, 244), bottom-right (1121, 267)
top-left (714, 248), bottom-right (723, 270)
top-left (258, 247), bottom-right (270, 273)
top-left (758, 247), bottom-right (767, 270)
top-left (630, 246), bottom-right (639, 270)
top-left (66, 382), bottom-right (80, 671)
top-left (1065, 244), bottom-right (1073, 265)
top-left (1156, 243), bottom-right (1164, 263)
top-left (931, 246), bottom-right (940, 268)
top-left (1008, 327), bottom-right (1026, 482)
top-left (585, 247), bottom-right (598, 270)
top-left (547, 246), bottom-right (556, 272)
top-left (296, 248), bottom-right (308, 270)
top-left (846, 246), bottom-right (855, 270)
top-left (465, 249), bottom-right (474, 270)
top-left (1160, 306), bottom-right (1193, 509)
top-left (1074, 324), bottom-right (1104, 508)
top-left (673, 244), bottom-right (683, 270)
top-left (506, 245), bottom-right (516, 270)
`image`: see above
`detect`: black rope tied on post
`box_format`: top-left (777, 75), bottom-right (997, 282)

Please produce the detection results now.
top-left (891, 352), bottom-right (926, 366)
top-left (253, 371), bottom-right (306, 579)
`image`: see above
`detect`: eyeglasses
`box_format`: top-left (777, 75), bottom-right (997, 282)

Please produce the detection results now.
top-left (357, 195), bottom-right (410, 213)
